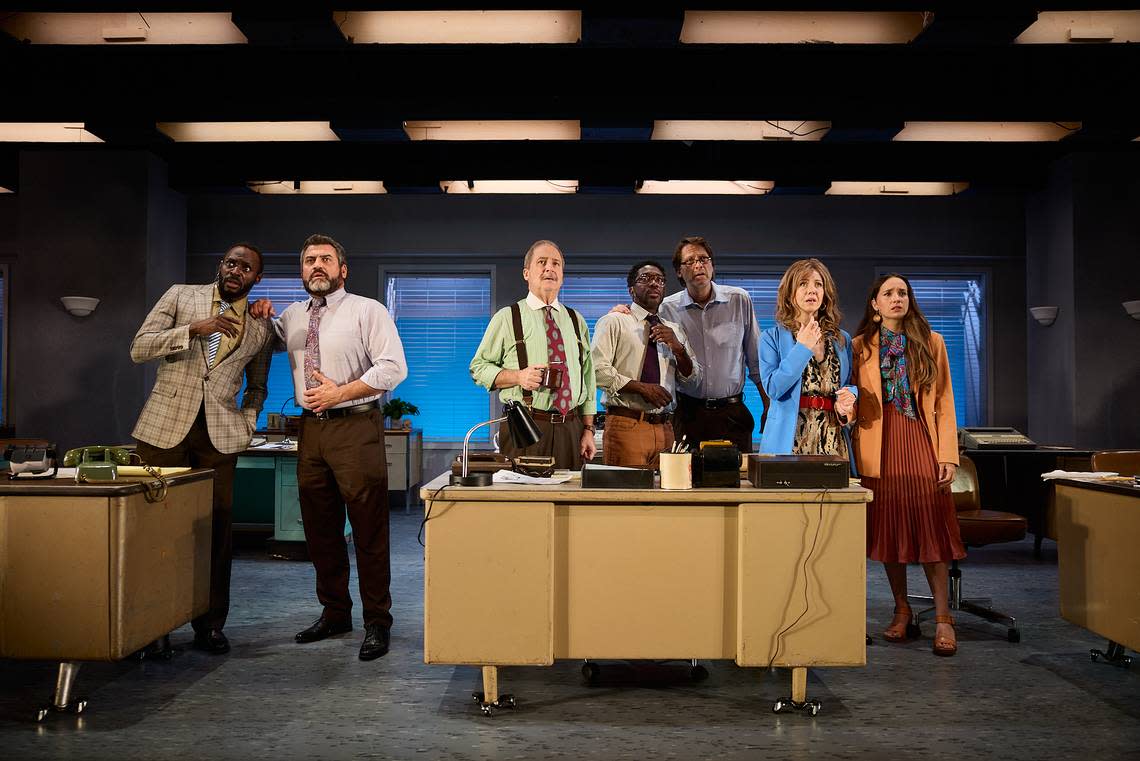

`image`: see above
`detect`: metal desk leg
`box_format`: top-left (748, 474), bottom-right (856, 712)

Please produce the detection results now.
top-left (472, 665), bottom-right (516, 716)
top-left (36, 662), bottom-right (87, 722)
top-left (773, 666), bottom-right (821, 716)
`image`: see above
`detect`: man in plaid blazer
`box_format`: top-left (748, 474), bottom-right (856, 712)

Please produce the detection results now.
top-left (130, 243), bottom-right (274, 655)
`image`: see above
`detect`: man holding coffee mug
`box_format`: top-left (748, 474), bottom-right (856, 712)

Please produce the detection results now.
top-left (470, 240), bottom-right (597, 468)
top-left (591, 260), bottom-right (700, 468)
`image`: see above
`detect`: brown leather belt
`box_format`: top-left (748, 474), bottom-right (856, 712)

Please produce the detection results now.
top-left (302, 401), bottom-right (379, 420)
top-left (678, 392), bottom-right (744, 410)
top-left (799, 395), bottom-right (835, 411)
top-left (528, 408), bottom-right (579, 424)
top-left (605, 406), bottom-right (672, 425)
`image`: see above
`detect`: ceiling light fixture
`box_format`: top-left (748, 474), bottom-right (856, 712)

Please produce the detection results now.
top-left (248, 181), bottom-right (387, 195)
top-left (0, 12), bottom-right (246, 44)
top-left (404, 120), bottom-right (580, 141)
top-left (339, 10), bottom-right (580, 44)
top-left (440, 180), bottom-right (578, 194)
top-left (1015, 11), bottom-right (1140, 43)
top-left (651, 120), bottom-right (830, 141)
top-left (636, 181), bottom-right (774, 195)
top-left (893, 122), bottom-right (1081, 142)
top-left (157, 122), bottom-right (340, 142)
top-left (0, 123), bottom-right (103, 143)
top-left (826, 182), bottom-right (968, 196)
top-left (680, 11), bottom-right (926, 44)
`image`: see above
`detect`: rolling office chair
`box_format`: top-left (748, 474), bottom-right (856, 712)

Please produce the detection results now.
top-left (1090, 450), bottom-right (1140, 477)
top-left (910, 454), bottom-right (1028, 643)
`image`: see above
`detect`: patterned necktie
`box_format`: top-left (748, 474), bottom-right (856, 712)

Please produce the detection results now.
top-left (543, 306), bottom-right (572, 415)
top-left (303, 297), bottom-right (326, 390)
top-left (206, 301), bottom-right (231, 367)
top-left (639, 313), bottom-right (661, 385)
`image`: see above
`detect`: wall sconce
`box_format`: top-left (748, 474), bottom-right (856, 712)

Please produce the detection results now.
top-left (1123, 300), bottom-right (1140, 321)
top-left (60, 296), bottom-right (100, 317)
top-left (1029, 306), bottom-right (1059, 326)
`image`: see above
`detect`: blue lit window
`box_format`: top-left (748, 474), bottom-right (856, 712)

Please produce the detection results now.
top-left (245, 278), bottom-right (309, 429)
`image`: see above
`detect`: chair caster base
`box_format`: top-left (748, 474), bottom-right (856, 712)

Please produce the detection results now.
top-left (36, 698), bottom-right (87, 722)
top-left (472, 692), bottom-right (516, 716)
top-left (134, 634), bottom-right (174, 661)
top-left (773, 697), bottom-right (821, 716)
top-left (1090, 640), bottom-right (1132, 668)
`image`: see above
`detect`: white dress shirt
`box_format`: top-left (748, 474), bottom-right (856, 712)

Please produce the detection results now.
top-left (274, 287), bottom-right (408, 410)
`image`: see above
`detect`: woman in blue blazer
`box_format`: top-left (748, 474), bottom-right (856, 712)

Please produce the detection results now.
top-left (759, 258), bottom-right (857, 472)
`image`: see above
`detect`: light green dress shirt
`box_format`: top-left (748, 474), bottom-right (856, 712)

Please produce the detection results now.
top-left (470, 292), bottom-right (597, 415)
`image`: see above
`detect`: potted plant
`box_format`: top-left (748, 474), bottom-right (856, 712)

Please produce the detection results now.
top-left (381, 398), bottom-right (420, 430)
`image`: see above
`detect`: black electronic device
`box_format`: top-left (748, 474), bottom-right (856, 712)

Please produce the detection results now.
top-left (694, 442), bottom-right (742, 488)
top-left (4, 444), bottom-right (59, 480)
top-left (747, 454), bottom-right (849, 489)
top-left (958, 427), bottom-right (1036, 450)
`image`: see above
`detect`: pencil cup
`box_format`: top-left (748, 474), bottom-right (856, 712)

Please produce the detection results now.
top-left (659, 452), bottom-right (693, 490)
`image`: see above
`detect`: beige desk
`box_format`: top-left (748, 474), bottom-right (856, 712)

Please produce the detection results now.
top-left (421, 473), bottom-right (871, 715)
top-left (1053, 479), bottom-right (1140, 666)
top-left (0, 470), bottom-right (214, 718)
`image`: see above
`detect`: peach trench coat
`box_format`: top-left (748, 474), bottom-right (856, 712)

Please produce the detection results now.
top-left (851, 329), bottom-right (959, 479)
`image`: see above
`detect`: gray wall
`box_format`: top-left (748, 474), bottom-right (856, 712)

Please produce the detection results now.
top-left (1027, 153), bottom-right (1140, 449)
top-left (6, 150), bottom-right (185, 451)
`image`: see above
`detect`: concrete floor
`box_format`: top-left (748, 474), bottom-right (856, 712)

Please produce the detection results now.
top-left (2, 513), bottom-right (1138, 761)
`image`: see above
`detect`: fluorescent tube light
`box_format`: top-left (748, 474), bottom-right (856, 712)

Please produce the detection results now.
top-left (1016, 11), bottom-right (1140, 43)
top-left (441, 180), bottom-right (578, 194)
top-left (248, 181), bottom-right (387, 195)
top-left (652, 120), bottom-right (830, 141)
top-left (681, 11), bottom-right (926, 44)
top-left (894, 122), bottom-right (1081, 142)
top-left (637, 181), bottom-right (774, 195)
top-left (0, 12), bottom-right (246, 44)
top-left (339, 11), bottom-right (580, 44)
top-left (826, 182), bottom-right (968, 196)
top-left (404, 121), bottom-right (580, 141)
top-left (157, 122), bottom-right (339, 142)
top-left (0, 123), bottom-right (104, 143)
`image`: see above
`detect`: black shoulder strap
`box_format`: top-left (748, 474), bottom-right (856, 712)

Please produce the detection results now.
top-left (510, 302), bottom-right (532, 403)
top-left (565, 306), bottom-right (587, 381)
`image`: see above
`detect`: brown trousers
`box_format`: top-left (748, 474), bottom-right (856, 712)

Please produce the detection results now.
top-left (136, 407), bottom-right (236, 634)
top-left (297, 409), bottom-right (392, 629)
top-left (603, 416), bottom-right (674, 469)
top-left (498, 415), bottom-right (585, 470)
top-left (674, 397), bottom-right (756, 454)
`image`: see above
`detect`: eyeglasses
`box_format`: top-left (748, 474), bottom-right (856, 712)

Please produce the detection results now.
top-left (220, 258), bottom-right (254, 274)
top-left (634, 274), bottom-right (666, 285)
top-left (680, 255), bottom-right (712, 269)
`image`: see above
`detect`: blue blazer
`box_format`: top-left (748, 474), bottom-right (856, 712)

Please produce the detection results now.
top-left (759, 324), bottom-right (858, 474)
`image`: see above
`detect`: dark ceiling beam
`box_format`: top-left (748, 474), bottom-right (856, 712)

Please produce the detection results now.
top-left (2, 44), bottom-right (1134, 123)
top-left (912, 11), bottom-right (1038, 45)
top-left (230, 10), bottom-right (348, 47)
top-left (156, 139), bottom-right (1134, 190)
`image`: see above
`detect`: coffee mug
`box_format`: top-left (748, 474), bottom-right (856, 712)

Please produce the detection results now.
top-left (266, 413), bottom-right (284, 430)
top-left (538, 362), bottom-right (565, 390)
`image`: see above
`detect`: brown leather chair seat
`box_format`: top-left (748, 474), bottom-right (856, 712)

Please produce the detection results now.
top-left (957, 509), bottom-right (1028, 545)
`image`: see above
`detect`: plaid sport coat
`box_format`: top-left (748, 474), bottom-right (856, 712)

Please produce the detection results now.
top-left (131, 282), bottom-right (274, 454)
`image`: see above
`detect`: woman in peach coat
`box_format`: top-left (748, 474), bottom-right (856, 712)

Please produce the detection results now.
top-left (851, 274), bottom-right (964, 657)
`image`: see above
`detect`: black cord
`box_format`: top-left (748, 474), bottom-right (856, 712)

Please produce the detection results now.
top-left (765, 120), bottom-right (831, 138)
top-left (417, 483), bottom-right (450, 548)
top-left (767, 488), bottom-right (828, 671)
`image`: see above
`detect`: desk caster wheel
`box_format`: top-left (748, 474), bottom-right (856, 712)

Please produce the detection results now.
top-left (582, 662), bottom-right (601, 685)
top-left (1007, 628), bottom-right (1021, 643)
top-left (772, 699), bottom-right (786, 714)
top-left (689, 664), bottom-right (708, 682)
top-left (774, 697), bottom-right (821, 716)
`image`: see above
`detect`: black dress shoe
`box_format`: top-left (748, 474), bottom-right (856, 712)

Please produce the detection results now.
top-left (295, 616), bottom-right (353, 644)
top-left (192, 629), bottom-right (230, 655)
top-left (358, 624), bottom-right (390, 661)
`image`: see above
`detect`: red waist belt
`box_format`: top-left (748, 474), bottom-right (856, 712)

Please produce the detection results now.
top-left (799, 395), bottom-right (834, 411)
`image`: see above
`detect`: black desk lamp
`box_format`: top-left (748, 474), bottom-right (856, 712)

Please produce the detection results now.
top-left (451, 400), bottom-right (542, 486)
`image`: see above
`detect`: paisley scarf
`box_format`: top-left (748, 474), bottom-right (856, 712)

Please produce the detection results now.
top-left (880, 327), bottom-right (917, 419)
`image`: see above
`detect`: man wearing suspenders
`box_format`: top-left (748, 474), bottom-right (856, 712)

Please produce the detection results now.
top-left (470, 240), bottom-right (598, 468)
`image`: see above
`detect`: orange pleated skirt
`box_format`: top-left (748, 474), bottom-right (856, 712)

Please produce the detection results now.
top-left (864, 403), bottom-right (966, 564)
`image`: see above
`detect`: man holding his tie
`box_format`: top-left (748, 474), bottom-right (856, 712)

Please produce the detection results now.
top-left (130, 242), bottom-right (274, 655)
top-left (591, 260), bottom-right (700, 468)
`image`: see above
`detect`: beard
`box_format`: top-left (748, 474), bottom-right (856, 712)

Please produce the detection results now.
top-left (305, 272), bottom-right (342, 296)
top-left (217, 273), bottom-right (253, 301)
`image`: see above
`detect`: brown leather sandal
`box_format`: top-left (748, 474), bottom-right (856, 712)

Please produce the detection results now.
top-left (933, 615), bottom-right (957, 657)
top-left (883, 607), bottom-right (916, 642)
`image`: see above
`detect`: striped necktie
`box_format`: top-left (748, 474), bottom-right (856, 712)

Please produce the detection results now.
top-left (206, 301), bottom-right (231, 367)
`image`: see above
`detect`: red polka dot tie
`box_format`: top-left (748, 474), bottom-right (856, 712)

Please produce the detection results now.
top-left (543, 306), bottom-right (572, 415)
